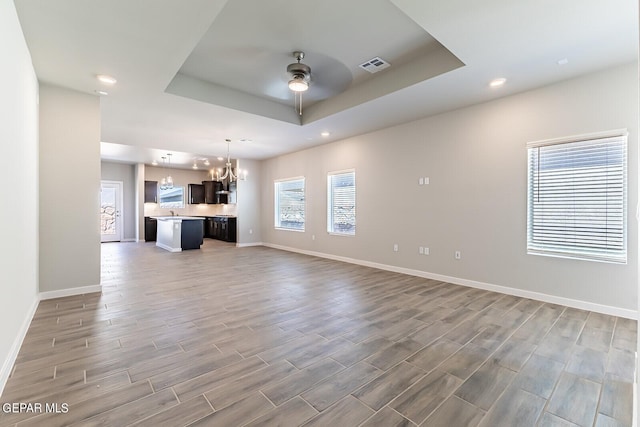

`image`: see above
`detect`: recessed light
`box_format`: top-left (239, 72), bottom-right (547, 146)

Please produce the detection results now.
top-left (217, 157), bottom-right (224, 161)
top-left (321, 131), bottom-right (330, 137)
top-left (489, 78), bottom-right (507, 88)
top-left (192, 163), bottom-right (198, 170)
top-left (94, 90), bottom-right (108, 96)
top-left (97, 74), bottom-right (117, 85)
top-left (557, 58), bottom-right (569, 66)
top-left (151, 160), bottom-right (158, 166)
top-left (203, 159), bottom-right (210, 166)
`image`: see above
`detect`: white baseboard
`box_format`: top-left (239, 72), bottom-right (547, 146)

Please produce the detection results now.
top-left (236, 242), bottom-right (264, 248)
top-left (0, 296), bottom-right (38, 397)
top-left (39, 284), bottom-right (102, 301)
top-left (155, 242), bottom-right (181, 252)
top-left (263, 243), bottom-right (638, 320)
top-left (122, 238), bottom-right (136, 242)
top-left (1, 283), bottom-right (103, 397)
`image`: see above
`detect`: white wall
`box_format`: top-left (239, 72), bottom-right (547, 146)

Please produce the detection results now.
top-left (101, 161), bottom-right (136, 241)
top-left (0, 0), bottom-right (39, 394)
top-left (39, 84), bottom-right (101, 294)
top-left (261, 63), bottom-right (639, 316)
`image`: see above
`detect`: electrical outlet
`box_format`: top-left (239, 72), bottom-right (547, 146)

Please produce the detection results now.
top-left (419, 247), bottom-right (424, 254)
top-left (249, 229), bottom-right (253, 234)
top-left (312, 234), bottom-right (315, 240)
top-left (424, 247), bottom-right (430, 255)
top-left (455, 250), bottom-right (461, 260)
top-left (425, 177), bottom-right (430, 185)
top-left (419, 177), bottom-right (424, 185)
top-left (393, 244), bottom-right (399, 252)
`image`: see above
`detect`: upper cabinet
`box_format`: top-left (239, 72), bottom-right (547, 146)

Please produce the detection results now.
top-left (203, 180), bottom-right (223, 204)
top-left (144, 180), bottom-right (157, 203)
top-left (188, 183), bottom-right (205, 204)
top-left (201, 180), bottom-right (238, 204)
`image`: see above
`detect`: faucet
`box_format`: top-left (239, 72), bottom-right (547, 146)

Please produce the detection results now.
top-left (170, 210), bottom-right (175, 216)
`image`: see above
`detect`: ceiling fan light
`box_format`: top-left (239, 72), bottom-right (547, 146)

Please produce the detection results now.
top-left (288, 77), bottom-right (308, 92)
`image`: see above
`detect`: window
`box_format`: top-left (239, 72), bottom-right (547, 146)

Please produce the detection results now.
top-left (328, 170), bottom-right (356, 235)
top-left (159, 186), bottom-right (184, 209)
top-left (275, 177), bottom-right (305, 231)
top-left (527, 130), bottom-right (627, 263)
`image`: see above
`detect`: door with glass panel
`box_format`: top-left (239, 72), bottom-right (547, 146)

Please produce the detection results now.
top-left (100, 181), bottom-right (123, 242)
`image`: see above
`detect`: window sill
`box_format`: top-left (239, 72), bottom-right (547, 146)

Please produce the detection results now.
top-left (328, 232), bottom-right (355, 237)
top-left (527, 249), bottom-right (627, 265)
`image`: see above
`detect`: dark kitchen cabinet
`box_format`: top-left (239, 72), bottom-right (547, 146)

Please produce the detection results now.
top-left (188, 183), bottom-right (205, 204)
top-left (203, 216), bottom-right (237, 242)
top-left (144, 181), bottom-right (158, 203)
top-left (226, 217), bottom-right (237, 242)
top-left (204, 217), bottom-right (215, 238)
top-left (144, 217), bottom-right (157, 241)
top-left (211, 216), bottom-right (236, 242)
top-left (203, 180), bottom-right (223, 204)
top-left (181, 220), bottom-right (204, 249)
top-left (212, 217), bottom-right (221, 239)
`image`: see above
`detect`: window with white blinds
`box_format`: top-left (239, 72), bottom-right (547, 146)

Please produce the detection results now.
top-left (327, 170), bottom-right (356, 235)
top-left (274, 177), bottom-right (305, 231)
top-left (526, 130), bottom-right (627, 263)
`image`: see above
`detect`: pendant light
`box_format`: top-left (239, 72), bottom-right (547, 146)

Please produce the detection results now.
top-left (159, 154), bottom-right (174, 190)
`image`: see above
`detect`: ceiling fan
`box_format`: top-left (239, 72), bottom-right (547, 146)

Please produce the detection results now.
top-left (286, 51), bottom-right (311, 115)
top-left (287, 51), bottom-right (311, 92)
top-left (282, 51), bottom-right (353, 117)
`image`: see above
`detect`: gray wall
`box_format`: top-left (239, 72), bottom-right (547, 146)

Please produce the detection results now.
top-left (0, 0), bottom-right (39, 391)
top-left (260, 63), bottom-right (638, 314)
top-left (236, 159), bottom-right (262, 245)
top-left (39, 84), bottom-right (101, 293)
top-left (101, 161), bottom-right (136, 241)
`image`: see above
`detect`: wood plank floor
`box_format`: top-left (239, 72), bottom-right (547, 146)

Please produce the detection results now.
top-left (0, 240), bottom-right (636, 426)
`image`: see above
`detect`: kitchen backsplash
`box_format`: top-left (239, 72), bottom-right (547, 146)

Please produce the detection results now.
top-left (144, 202), bottom-right (237, 217)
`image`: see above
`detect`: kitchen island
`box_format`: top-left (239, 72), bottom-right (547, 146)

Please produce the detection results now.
top-left (153, 216), bottom-right (205, 252)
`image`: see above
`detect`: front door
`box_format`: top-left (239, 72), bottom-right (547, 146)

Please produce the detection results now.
top-left (101, 181), bottom-right (123, 242)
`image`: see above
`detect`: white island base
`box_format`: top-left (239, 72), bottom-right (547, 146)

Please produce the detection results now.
top-left (154, 217), bottom-right (204, 252)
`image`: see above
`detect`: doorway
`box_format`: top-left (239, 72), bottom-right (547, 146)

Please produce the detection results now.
top-left (101, 180), bottom-right (123, 242)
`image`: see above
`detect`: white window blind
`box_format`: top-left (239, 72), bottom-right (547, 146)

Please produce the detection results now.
top-left (275, 178), bottom-right (305, 231)
top-left (327, 170), bottom-right (356, 235)
top-left (527, 131), bottom-right (627, 263)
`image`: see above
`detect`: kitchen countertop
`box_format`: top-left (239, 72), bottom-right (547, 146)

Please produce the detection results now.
top-left (153, 216), bottom-right (205, 221)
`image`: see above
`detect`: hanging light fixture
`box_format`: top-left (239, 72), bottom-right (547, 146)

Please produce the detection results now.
top-left (217, 139), bottom-right (247, 182)
top-left (287, 51), bottom-right (311, 116)
top-left (159, 154), bottom-right (174, 190)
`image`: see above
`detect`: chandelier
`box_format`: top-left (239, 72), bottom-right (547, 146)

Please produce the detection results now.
top-left (216, 139), bottom-right (247, 182)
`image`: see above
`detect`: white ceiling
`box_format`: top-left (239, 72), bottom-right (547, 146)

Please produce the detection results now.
top-left (14, 0), bottom-right (638, 170)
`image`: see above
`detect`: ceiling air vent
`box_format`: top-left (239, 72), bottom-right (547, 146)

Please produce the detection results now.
top-left (359, 57), bottom-right (391, 73)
